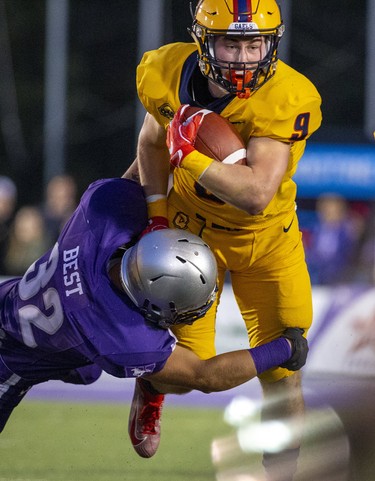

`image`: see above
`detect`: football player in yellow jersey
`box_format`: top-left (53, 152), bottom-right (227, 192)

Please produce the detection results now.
top-left (124, 1), bottom-right (321, 478)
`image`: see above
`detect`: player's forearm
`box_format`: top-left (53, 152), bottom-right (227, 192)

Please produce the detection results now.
top-left (198, 161), bottom-right (268, 215)
top-left (195, 350), bottom-right (258, 392)
top-left (176, 136), bottom-right (289, 215)
top-left (137, 112), bottom-right (171, 197)
top-left (185, 337), bottom-right (293, 393)
top-left (122, 159), bottom-right (140, 183)
top-left (180, 150), bottom-right (271, 215)
top-left (146, 336), bottom-right (298, 394)
top-left (138, 144), bottom-right (170, 222)
top-left (138, 145), bottom-right (170, 197)
top-left (147, 349), bottom-right (257, 394)
top-left (195, 336), bottom-right (296, 392)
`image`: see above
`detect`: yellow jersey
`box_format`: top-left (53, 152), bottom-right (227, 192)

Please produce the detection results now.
top-left (137, 42), bottom-right (322, 230)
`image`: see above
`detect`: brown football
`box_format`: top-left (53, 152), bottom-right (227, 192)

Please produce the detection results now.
top-left (179, 106), bottom-right (247, 165)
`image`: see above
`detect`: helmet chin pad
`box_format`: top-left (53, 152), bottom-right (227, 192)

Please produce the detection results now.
top-left (226, 69), bottom-right (253, 99)
top-left (140, 284), bottom-right (217, 329)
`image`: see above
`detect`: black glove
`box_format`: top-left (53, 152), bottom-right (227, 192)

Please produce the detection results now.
top-left (280, 328), bottom-right (309, 371)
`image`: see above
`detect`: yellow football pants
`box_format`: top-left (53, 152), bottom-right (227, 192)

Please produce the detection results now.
top-left (168, 189), bottom-right (312, 383)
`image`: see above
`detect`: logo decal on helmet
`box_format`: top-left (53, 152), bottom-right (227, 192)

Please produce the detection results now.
top-left (233, 0), bottom-right (253, 22)
top-left (228, 22), bottom-right (259, 30)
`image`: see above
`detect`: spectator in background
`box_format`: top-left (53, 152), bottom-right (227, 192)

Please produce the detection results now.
top-left (353, 202), bottom-right (375, 284)
top-left (4, 206), bottom-right (51, 276)
top-left (0, 176), bottom-right (17, 276)
top-left (41, 174), bottom-right (78, 243)
top-left (305, 194), bottom-right (364, 285)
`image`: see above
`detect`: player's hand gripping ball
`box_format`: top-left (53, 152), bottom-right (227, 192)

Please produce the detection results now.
top-left (167, 104), bottom-right (247, 167)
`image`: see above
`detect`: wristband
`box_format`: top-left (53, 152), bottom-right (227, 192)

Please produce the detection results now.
top-left (181, 150), bottom-right (214, 180)
top-left (146, 196), bottom-right (168, 219)
top-left (249, 338), bottom-right (292, 375)
top-left (146, 194), bottom-right (167, 203)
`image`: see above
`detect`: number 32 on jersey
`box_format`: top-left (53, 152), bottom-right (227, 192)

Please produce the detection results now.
top-left (18, 243), bottom-right (63, 348)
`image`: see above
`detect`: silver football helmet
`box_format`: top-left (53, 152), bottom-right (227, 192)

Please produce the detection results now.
top-left (120, 229), bottom-right (218, 328)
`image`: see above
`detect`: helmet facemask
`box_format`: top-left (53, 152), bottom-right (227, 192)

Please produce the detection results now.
top-left (204, 33), bottom-right (280, 98)
top-left (139, 284), bottom-right (217, 329)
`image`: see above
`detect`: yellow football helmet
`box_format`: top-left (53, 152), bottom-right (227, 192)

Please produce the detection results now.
top-left (190, 0), bottom-right (284, 98)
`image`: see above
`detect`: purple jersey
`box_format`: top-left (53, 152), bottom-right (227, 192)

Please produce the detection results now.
top-left (0, 179), bottom-right (176, 380)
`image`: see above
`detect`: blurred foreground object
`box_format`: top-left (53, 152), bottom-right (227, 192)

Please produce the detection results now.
top-left (212, 393), bottom-right (350, 481)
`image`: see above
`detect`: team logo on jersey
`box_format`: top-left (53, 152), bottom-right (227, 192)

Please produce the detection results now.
top-left (283, 217), bottom-right (294, 233)
top-left (126, 364), bottom-right (156, 377)
top-left (158, 103), bottom-right (175, 120)
top-left (172, 211), bottom-right (190, 230)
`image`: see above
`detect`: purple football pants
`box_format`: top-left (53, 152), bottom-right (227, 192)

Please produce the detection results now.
top-left (0, 354), bottom-right (102, 433)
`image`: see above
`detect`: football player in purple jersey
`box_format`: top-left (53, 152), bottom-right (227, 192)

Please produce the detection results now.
top-left (0, 177), bottom-right (307, 457)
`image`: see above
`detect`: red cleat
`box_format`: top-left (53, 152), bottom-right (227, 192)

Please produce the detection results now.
top-left (128, 378), bottom-right (165, 458)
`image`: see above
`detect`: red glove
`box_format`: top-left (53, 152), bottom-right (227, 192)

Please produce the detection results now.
top-left (167, 105), bottom-right (205, 167)
top-left (141, 216), bottom-right (169, 237)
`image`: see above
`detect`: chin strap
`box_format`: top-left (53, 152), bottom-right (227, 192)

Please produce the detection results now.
top-left (236, 80), bottom-right (251, 99)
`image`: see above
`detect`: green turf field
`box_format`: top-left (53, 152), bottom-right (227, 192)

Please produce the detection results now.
top-left (0, 400), bottom-right (229, 481)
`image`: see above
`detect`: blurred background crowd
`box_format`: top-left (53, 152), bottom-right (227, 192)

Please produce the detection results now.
top-left (0, 0), bottom-right (374, 284)
top-left (0, 173), bottom-right (77, 276)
